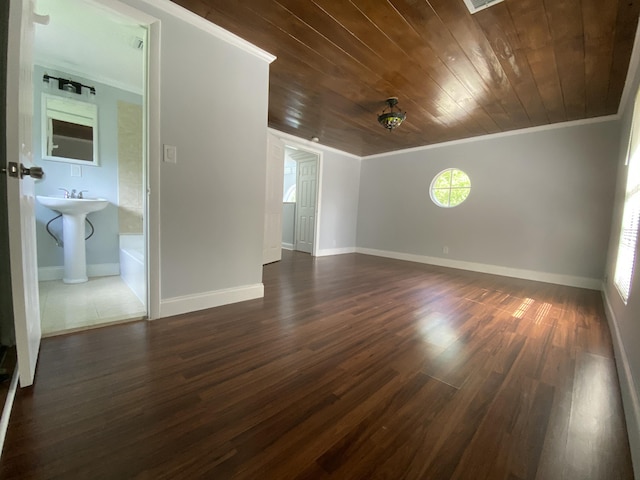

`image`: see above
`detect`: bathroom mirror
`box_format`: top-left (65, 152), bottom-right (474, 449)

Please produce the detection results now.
top-left (41, 94), bottom-right (99, 165)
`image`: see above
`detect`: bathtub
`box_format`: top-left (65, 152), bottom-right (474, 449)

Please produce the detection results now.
top-left (119, 234), bottom-right (146, 305)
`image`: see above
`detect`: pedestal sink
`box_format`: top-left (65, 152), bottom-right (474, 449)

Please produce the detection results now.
top-left (37, 195), bottom-right (109, 284)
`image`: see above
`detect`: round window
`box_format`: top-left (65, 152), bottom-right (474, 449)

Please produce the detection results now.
top-left (430, 168), bottom-right (471, 208)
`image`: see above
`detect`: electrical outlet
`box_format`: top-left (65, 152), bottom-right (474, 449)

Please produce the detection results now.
top-left (443, 246), bottom-right (449, 254)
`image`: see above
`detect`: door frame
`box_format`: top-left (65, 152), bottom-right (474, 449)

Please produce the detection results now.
top-left (278, 137), bottom-right (323, 257)
top-left (6, 0), bottom-right (163, 387)
top-left (263, 133), bottom-right (285, 264)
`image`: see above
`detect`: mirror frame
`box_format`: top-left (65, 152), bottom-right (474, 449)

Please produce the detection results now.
top-left (41, 93), bottom-right (99, 166)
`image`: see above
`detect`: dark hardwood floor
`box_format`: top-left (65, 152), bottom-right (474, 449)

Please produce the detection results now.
top-left (0, 251), bottom-right (633, 479)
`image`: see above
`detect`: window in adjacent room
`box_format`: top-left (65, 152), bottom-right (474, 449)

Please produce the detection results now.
top-left (283, 157), bottom-right (296, 202)
top-left (614, 90), bottom-right (640, 304)
top-left (430, 168), bottom-right (471, 208)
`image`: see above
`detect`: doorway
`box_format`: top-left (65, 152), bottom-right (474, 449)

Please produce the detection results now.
top-left (32, 0), bottom-right (149, 335)
top-left (282, 145), bottom-right (319, 255)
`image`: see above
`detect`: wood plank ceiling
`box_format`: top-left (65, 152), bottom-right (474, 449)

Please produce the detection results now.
top-left (173, 0), bottom-right (640, 157)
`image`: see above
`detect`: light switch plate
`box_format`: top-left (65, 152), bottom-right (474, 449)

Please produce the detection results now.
top-left (163, 144), bottom-right (177, 164)
top-left (71, 164), bottom-right (82, 177)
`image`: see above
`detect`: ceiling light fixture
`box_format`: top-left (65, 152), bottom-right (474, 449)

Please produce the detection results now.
top-left (377, 97), bottom-right (406, 131)
top-left (43, 74), bottom-right (96, 95)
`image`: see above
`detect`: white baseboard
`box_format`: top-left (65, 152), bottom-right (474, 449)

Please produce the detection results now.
top-left (355, 247), bottom-right (602, 290)
top-left (38, 263), bottom-right (120, 281)
top-left (282, 243), bottom-right (294, 250)
top-left (160, 283), bottom-right (264, 318)
top-left (602, 289), bottom-right (640, 476)
top-left (0, 368), bottom-right (19, 456)
top-left (315, 247), bottom-right (356, 257)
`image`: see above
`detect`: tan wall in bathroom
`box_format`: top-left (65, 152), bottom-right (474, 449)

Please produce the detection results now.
top-left (117, 101), bottom-right (143, 234)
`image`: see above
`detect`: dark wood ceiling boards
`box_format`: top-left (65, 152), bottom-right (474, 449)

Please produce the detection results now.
top-left (173, 0), bottom-right (640, 156)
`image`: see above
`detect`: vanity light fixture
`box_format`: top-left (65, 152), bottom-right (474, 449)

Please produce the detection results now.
top-left (377, 97), bottom-right (406, 131)
top-left (43, 74), bottom-right (96, 95)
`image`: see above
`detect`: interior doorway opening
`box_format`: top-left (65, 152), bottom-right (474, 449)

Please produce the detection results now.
top-left (32, 0), bottom-right (150, 336)
top-left (282, 145), bottom-right (319, 255)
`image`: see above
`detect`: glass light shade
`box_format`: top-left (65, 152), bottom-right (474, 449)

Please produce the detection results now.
top-left (377, 97), bottom-right (406, 131)
top-left (378, 112), bottom-right (406, 130)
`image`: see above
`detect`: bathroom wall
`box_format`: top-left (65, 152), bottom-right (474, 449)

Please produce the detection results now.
top-left (117, 101), bottom-right (143, 234)
top-left (33, 65), bottom-right (143, 276)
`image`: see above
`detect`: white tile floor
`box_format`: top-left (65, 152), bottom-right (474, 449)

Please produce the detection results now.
top-left (39, 276), bottom-right (146, 336)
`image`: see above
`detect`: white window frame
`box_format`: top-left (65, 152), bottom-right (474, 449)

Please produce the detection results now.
top-left (429, 168), bottom-right (471, 208)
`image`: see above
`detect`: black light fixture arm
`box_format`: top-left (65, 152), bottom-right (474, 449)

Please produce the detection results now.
top-left (43, 74), bottom-right (96, 95)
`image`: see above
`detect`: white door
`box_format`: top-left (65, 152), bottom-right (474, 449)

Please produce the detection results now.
top-left (263, 134), bottom-right (284, 264)
top-left (5, 0), bottom-right (41, 387)
top-left (295, 159), bottom-right (317, 254)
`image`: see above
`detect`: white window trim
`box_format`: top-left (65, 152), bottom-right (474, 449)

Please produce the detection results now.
top-left (430, 168), bottom-right (471, 208)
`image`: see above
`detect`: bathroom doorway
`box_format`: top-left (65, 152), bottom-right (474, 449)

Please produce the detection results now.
top-left (32, 0), bottom-right (149, 336)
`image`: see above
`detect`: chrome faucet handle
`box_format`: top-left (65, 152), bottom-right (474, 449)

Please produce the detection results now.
top-left (58, 188), bottom-right (69, 198)
top-left (78, 190), bottom-right (88, 199)
top-left (70, 189), bottom-right (77, 198)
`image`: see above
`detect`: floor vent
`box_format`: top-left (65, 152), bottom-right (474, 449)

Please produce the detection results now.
top-left (462, 0), bottom-right (505, 14)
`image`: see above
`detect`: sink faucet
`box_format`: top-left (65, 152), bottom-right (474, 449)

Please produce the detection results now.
top-left (70, 189), bottom-right (77, 198)
top-left (78, 190), bottom-right (88, 199)
top-left (58, 188), bottom-right (70, 198)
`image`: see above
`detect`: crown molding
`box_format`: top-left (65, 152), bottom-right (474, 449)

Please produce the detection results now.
top-left (363, 115), bottom-right (620, 160)
top-left (268, 128), bottom-right (361, 160)
top-left (617, 17), bottom-right (640, 119)
top-left (137, 0), bottom-right (275, 64)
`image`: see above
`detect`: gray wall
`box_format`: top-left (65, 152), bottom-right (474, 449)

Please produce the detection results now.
top-left (317, 150), bottom-right (361, 253)
top-left (604, 55), bottom-right (640, 473)
top-left (33, 65), bottom-right (142, 268)
top-left (282, 202), bottom-right (295, 246)
top-left (123, 0), bottom-right (269, 300)
top-left (357, 121), bottom-right (620, 281)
